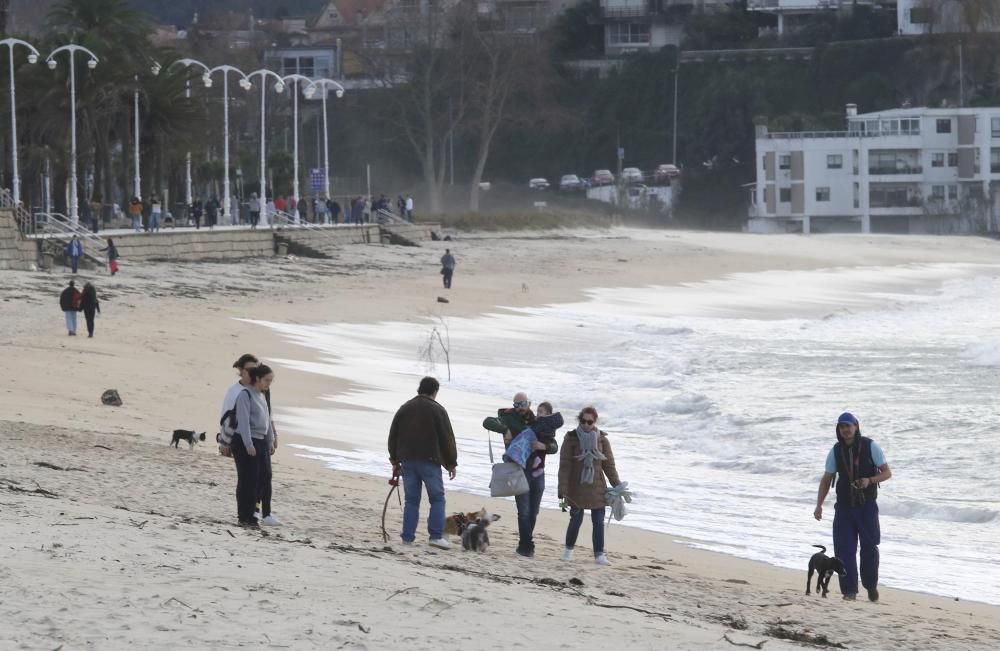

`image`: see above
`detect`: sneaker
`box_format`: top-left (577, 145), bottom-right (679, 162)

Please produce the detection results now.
top-left (516, 547), bottom-right (534, 558)
top-left (842, 593), bottom-right (857, 601)
top-left (867, 587), bottom-right (879, 602)
top-left (594, 554), bottom-right (611, 566)
top-left (239, 519), bottom-right (259, 529)
top-left (428, 537), bottom-right (451, 550)
top-left (260, 515), bottom-right (282, 526)
top-left (254, 512), bottom-right (262, 520)
top-left (400, 540), bottom-right (414, 546)
top-left (560, 547), bottom-right (574, 562)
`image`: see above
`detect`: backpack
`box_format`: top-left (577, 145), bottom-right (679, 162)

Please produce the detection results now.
top-left (217, 388), bottom-right (250, 447)
top-left (71, 290), bottom-right (82, 311)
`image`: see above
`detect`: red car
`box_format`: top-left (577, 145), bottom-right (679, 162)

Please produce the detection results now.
top-left (591, 169), bottom-right (614, 186)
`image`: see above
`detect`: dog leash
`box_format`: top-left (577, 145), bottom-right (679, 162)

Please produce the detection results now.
top-left (380, 466), bottom-right (402, 544)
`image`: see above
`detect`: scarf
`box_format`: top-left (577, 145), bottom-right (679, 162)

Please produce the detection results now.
top-left (574, 425), bottom-right (606, 485)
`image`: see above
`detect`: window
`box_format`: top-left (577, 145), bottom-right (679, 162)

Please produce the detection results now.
top-left (937, 119), bottom-right (952, 134)
top-left (827, 154), bottom-right (843, 169)
top-left (991, 149), bottom-right (1000, 173)
top-left (931, 153), bottom-right (945, 168)
top-left (779, 188), bottom-right (791, 203)
top-left (816, 187), bottom-right (831, 202)
top-left (931, 185), bottom-right (945, 200)
top-left (779, 155), bottom-right (791, 170)
top-left (948, 185), bottom-right (958, 200)
top-left (762, 156), bottom-right (767, 171)
top-left (280, 55), bottom-right (316, 77)
top-left (607, 22), bottom-right (650, 45)
top-left (993, 117), bottom-right (1000, 138)
top-left (948, 152), bottom-right (958, 167)
top-left (901, 118), bottom-right (920, 135)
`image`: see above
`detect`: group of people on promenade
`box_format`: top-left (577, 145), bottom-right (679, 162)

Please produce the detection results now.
top-left (387, 379), bottom-right (621, 565)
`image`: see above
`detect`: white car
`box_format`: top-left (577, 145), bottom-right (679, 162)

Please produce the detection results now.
top-left (529, 177), bottom-right (550, 190)
top-left (560, 174), bottom-right (584, 190)
top-left (622, 167), bottom-right (644, 184)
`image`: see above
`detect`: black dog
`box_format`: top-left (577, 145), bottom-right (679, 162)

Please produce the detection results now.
top-left (461, 514), bottom-right (496, 552)
top-left (171, 429), bottom-right (206, 449)
top-left (807, 544), bottom-right (847, 597)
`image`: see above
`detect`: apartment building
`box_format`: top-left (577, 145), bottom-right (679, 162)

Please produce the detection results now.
top-left (749, 104), bottom-right (1000, 234)
top-left (598, 0), bottom-right (729, 55)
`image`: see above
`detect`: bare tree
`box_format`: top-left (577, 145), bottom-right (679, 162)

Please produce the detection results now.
top-left (418, 313), bottom-right (452, 380)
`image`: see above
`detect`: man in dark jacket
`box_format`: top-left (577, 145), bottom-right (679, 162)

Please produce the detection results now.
top-left (59, 280), bottom-right (81, 336)
top-left (388, 376), bottom-right (457, 549)
top-left (814, 412), bottom-right (892, 602)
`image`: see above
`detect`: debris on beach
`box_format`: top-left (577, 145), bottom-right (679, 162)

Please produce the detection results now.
top-left (101, 389), bottom-right (123, 406)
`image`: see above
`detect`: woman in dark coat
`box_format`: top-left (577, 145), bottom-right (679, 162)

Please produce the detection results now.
top-left (557, 406), bottom-right (620, 566)
top-left (80, 282), bottom-right (100, 338)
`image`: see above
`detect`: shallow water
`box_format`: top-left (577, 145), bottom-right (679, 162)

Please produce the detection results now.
top-left (255, 261), bottom-right (1000, 604)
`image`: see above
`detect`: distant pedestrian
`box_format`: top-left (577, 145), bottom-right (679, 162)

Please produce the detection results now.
top-left (129, 197), bottom-right (143, 232)
top-left (406, 195), bottom-right (414, 222)
top-left (397, 195), bottom-right (405, 218)
top-left (330, 199), bottom-right (341, 224)
top-left (249, 193), bottom-right (260, 229)
top-left (266, 197), bottom-right (276, 227)
top-left (388, 376), bottom-right (457, 549)
top-left (206, 198), bottom-right (219, 228)
top-left (100, 238), bottom-right (120, 276)
top-left (150, 195), bottom-right (162, 232)
top-left (440, 248), bottom-right (455, 289)
top-left (275, 196), bottom-right (287, 213)
top-left (80, 282), bottom-right (100, 338)
top-left (59, 280), bottom-right (81, 336)
top-left (65, 235), bottom-right (83, 274)
top-left (192, 199), bottom-right (203, 229)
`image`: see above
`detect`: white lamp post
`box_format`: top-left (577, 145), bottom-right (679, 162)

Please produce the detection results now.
top-left (1, 38), bottom-right (39, 208)
top-left (246, 69), bottom-right (285, 227)
top-left (132, 61), bottom-right (161, 202)
top-left (303, 78), bottom-right (345, 201)
top-left (202, 64), bottom-right (252, 224)
top-left (46, 44), bottom-right (99, 226)
top-left (166, 58), bottom-right (213, 209)
top-left (281, 73), bottom-right (312, 222)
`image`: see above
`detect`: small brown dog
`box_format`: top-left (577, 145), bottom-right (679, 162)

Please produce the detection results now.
top-left (445, 508), bottom-right (500, 537)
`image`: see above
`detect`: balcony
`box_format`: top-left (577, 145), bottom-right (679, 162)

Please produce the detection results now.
top-left (601, 5), bottom-right (649, 19)
top-left (748, 0), bottom-right (837, 10)
top-left (869, 165), bottom-right (923, 176)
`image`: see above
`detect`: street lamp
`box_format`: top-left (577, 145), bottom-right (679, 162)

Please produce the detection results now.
top-left (1, 38), bottom-right (40, 208)
top-left (246, 69), bottom-right (285, 227)
top-left (132, 60), bottom-right (161, 202)
top-left (303, 78), bottom-right (345, 200)
top-left (281, 73), bottom-right (313, 222)
top-left (46, 44), bottom-right (99, 226)
top-left (202, 64), bottom-right (252, 223)
top-left (166, 58), bottom-right (211, 210)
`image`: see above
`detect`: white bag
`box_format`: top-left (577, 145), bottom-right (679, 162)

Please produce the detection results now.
top-left (488, 435), bottom-right (529, 497)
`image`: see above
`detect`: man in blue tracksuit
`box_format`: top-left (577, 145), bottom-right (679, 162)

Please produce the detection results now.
top-left (65, 235), bottom-right (83, 274)
top-left (814, 412), bottom-right (892, 601)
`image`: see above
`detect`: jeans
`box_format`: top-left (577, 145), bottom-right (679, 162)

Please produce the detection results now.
top-left (150, 213), bottom-right (160, 232)
top-left (132, 216), bottom-right (141, 231)
top-left (565, 506), bottom-right (606, 555)
top-left (70, 256), bottom-right (79, 274)
top-left (231, 437), bottom-right (267, 523)
top-left (514, 470), bottom-right (545, 552)
top-left (442, 269), bottom-right (453, 289)
top-left (833, 500), bottom-right (881, 595)
top-left (64, 310), bottom-right (77, 334)
top-left (401, 459), bottom-right (446, 542)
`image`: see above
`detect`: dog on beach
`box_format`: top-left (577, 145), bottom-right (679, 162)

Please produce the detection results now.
top-left (171, 429), bottom-right (206, 449)
top-left (461, 511), bottom-right (498, 552)
top-left (445, 508), bottom-right (500, 537)
top-left (521, 282), bottom-right (529, 293)
top-left (806, 544), bottom-right (847, 597)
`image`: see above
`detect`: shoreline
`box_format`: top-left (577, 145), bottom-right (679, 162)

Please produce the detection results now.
top-left (4, 227), bottom-right (1000, 648)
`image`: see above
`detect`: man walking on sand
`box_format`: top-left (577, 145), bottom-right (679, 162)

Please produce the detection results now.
top-left (59, 280), bottom-right (81, 336)
top-left (440, 248), bottom-right (456, 289)
top-left (814, 412), bottom-right (892, 602)
top-left (388, 376), bottom-right (457, 549)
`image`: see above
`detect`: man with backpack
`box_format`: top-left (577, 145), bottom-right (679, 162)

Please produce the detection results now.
top-left (814, 412), bottom-right (892, 602)
top-left (65, 235), bottom-right (84, 274)
top-left (59, 280), bottom-right (82, 336)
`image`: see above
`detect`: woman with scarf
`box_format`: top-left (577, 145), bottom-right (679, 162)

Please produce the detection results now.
top-left (557, 406), bottom-right (620, 566)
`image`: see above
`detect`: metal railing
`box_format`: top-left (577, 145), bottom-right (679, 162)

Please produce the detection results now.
top-left (29, 212), bottom-right (109, 264)
top-left (869, 165), bottom-right (923, 175)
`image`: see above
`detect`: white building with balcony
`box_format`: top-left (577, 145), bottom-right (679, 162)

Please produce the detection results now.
top-left (749, 104), bottom-right (1000, 234)
top-left (747, 0), bottom-right (890, 36)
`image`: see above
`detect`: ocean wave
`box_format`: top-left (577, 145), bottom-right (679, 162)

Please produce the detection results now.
top-left (961, 340), bottom-right (1000, 367)
top-left (706, 459), bottom-right (782, 474)
top-left (881, 499), bottom-right (999, 524)
top-left (661, 393), bottom-right (716, 416)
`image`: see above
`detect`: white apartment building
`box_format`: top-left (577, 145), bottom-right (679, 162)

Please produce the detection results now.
top-left (749, 104), bottom-right (1000, 234)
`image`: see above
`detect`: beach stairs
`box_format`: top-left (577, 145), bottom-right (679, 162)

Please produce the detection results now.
top-left (33, 216), bottom-right (109, 270)
top-left (273, 233), bottom-right (331, 259)
top-left (0, 207), bottom-right (40, 271)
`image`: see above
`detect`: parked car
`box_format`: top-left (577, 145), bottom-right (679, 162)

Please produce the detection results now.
top-left (622, 167), bottom-right (643, 184)
top-left (529, 177), bottom-right (550, 190)
top-left (654, 164), bottom-right (680, 183)
top-left (559, 174), bottom-right (584, 191)
top-left (591, 169), bottom-right (614, 186)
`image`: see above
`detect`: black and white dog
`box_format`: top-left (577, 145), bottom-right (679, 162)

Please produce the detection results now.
top-left (806, 544), bottom-right (847, 597)
top-left (170, 429), bottom-right (206, 449)
top-left (461, 511), bottom-right (498, 552)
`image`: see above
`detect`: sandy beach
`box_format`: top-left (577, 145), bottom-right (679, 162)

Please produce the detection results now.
top-left (3, 227), bottom-right (1000, 650)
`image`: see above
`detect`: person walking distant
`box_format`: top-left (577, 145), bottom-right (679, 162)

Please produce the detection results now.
top-left (440, 249), bottom-right (456, 289)
top-left (405, 194), bottom-right (414, 222)
top-left (80, 282), bottom-right (100, 338)
top-left (814, 412), bottom-right (892, 602)
top-left (388, 376), bottom-right (457, 549)
top-left (59, 280), bottom-right (81, 336)
top-left (65, 235), bottom-right (83, 274)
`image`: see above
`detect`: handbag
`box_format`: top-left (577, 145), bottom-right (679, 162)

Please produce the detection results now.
top-left (488, 434), bottom-right (529, 497)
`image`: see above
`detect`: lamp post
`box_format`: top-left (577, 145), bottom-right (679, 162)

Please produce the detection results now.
top-left (132, 61), bottom-right (161, 202)
top-left (46, 44), bottom-right (99, 226)
top-left (246, 69), bottom-right (285, 227)
top-left (303, 78), bottom-right (345, 200)
top-left (167, 59), bottom-right (212, 209)
top-left (281, 73), bottom-right (312, 221)
top-left (202, 64), bottom-right (252, 223)
top-left (1, 39), bottom-right (40, 207)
